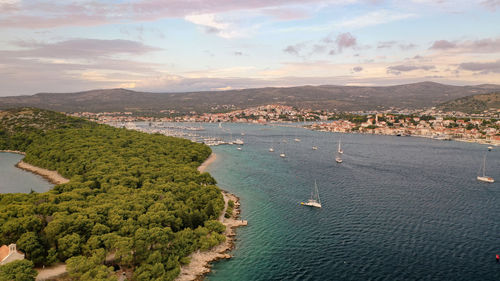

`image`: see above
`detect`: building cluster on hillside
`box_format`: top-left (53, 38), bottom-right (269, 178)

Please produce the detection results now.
top-left (312, 114), bottom-right (500, 145)
top-left (69, 104), bottom-right (500, 145)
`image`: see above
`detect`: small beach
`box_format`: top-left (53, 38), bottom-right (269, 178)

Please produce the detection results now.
top-left (198, 153), bottom-right (217, 173)
top-left (1, 149), bottom-right (69, 185)
top-left (16, 160), bottom-right (69, 185)
top-left (177, 153), bottom-right (246, 281)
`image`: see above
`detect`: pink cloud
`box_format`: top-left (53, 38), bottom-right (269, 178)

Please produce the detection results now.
top-left (430, 37), bottom-right (500, 53)
top-left (0, 0), bottom-right (345, 29)
top-left (430, 40), bottom-right (457, 49)
top-left (9, 39), bottom-right (161, 58)
top-left (336, 32), bottom-right (357, 51)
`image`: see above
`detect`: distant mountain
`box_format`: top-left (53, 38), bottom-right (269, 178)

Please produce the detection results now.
top-left (1, 82), bottom-right (500, 113)
top-left (436, 92), bottom-right (500, 113)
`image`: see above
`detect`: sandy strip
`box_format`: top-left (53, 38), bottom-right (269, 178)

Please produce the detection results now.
top-left (197, 153), bottom-right (216, 173)
top-left (16, 161), bottom-right (69, 185)
top-left (0, 150), bottom-right (26, 155)
top-left (177, 154), bottom-right (247, 281)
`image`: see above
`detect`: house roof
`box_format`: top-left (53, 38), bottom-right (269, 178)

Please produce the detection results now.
top-left (0, 245), bottom-right (9, 262)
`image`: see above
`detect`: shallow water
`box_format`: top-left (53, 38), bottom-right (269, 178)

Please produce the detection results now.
top-left (199, 123), bottom-right (500, 281)
top-left (0, 152), bottom-right (53, 194)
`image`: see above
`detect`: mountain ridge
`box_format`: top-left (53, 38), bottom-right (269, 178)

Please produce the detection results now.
top-left (1, 82), bottom-right (500, 113)
top-left (436, 92), bottom-right (500, 113)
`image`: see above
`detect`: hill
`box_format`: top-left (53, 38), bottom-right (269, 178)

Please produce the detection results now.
top-left (436, 92), bottom-right (500, 113)
top-left (1, 82), bottom-right (500, 113)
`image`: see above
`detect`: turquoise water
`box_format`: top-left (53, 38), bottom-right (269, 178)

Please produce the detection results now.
top-left (0, 152), bottom-right (53, 193)
top-left (200, 123), bottom-right (500, 281)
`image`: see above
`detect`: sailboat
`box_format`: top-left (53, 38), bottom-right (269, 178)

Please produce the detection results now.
top-left (477, 152), bottom-right (494, 183)
top-left (335, 136), bottom-right (343, 163)
top-left (269, 137), bottom-right (275, 152)
top-left (301, 180), bottom-right (322, 208)
top-left (280, 138), bottom-right (286, 158)
top-left (338, 136), bottom-right (343, 154)
top-left (294, 117), bottom-right (302, 142)
top-left (335, 154), bottom-right (343, 163)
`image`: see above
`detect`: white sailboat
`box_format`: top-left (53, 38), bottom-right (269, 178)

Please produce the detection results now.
top-left (335, 154), bottom-right (343, 163)
top-left (234, 138), bottom-right (244, 145)
top-left (280, 137), bottom-right (286, 158)
top-left (269, 137), bottom-right (275, 152)
top-left (335, 136), bottom-right (343, 163)
top-left (294, 117), bottom-right (302, 142)
top-left (301, 180), bottom-right (322, 208)
top-left (477, 152), bottom-right (494, 183)
top-left (338, 136), bottom-right (343, 154)
top-left (312, 131), bottom-right (318, 150)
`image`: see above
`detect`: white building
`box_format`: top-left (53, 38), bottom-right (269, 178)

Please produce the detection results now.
top-left (0, 244), bottom-right (25, 265)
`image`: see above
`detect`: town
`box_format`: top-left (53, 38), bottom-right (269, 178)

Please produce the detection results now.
top-left (69, 104), bottom-right (500, 146)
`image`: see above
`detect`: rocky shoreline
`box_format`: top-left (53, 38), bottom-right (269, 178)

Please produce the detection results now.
top-left (176, 154), bottom-right (247, 281)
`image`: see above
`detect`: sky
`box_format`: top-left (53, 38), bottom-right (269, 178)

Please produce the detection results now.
top-left (0, 0), bottom-right (499, 96)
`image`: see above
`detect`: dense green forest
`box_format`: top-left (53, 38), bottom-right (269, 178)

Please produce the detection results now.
top-left (0, 108), bottom-right (226, 280)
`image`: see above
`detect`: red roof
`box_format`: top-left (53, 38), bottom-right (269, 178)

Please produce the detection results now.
top-left (0, 245), bottom-right (9, 262)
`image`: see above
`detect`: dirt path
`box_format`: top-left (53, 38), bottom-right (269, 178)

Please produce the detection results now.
top-left (35, 263), bottom-right (67, 281)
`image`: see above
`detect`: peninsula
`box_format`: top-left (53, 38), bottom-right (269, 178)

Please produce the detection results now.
top-left (0, 108), bottom-right (235, 280)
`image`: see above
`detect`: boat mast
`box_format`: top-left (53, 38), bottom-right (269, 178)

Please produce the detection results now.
top-left (315, 180), bottom-right (320, 204)
top-left (483, 152), bottom-right (487, 177)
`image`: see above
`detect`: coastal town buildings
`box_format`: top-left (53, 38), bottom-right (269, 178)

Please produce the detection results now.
top-left (69, 104), bottom-right (500, 146)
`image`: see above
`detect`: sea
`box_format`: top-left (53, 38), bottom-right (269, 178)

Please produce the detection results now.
top-left (0, 152), bottom-right (53, 193)
top-left (197, 123), bottom-right (500, 281)
top-left (2, 123), bottom-right (500, 280)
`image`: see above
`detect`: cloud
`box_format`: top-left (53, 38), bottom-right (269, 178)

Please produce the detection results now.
top-left (283, 43), bottom-right (306, 56)
top-left (399, 43), bottom-right (417, 50)
top-left (430, 37), bottom-right (500, 53)
top-left (387, 64), bottom-right (435, 75)
top-left (184, 13), bottom-right (241, 39)
top-left (284, 32), bottom-right (357, 57)
top-left (463, 37), bottom-right (500, 53)
top-left (481, 0), bottom-right (500, 11)
top-left (8, 39), bottom-right (160, 59)
top-left (377, 41), bottom-right (397, 49)
top-left (323, 32), bottom-right (357, 55)
top-left (430, 40), bottom-right (457, 49)
top-left (336, 10), bottom-right (417, 29)
top-left (336, 32), bottom-right (357, 51)
top-left (0, 38), bottom-right (163, 96)
top-left (459, 60), bottom-right (500, 74)
top-left (0, 0), bottom-right (355, 29)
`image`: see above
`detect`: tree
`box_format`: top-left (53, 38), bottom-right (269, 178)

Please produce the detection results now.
top-left (58, 233), bottom-right (82, 260)
top-left (16, 232), bottom-right (46, 266)
top-left (0, 260), bottom-right (37, 281)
